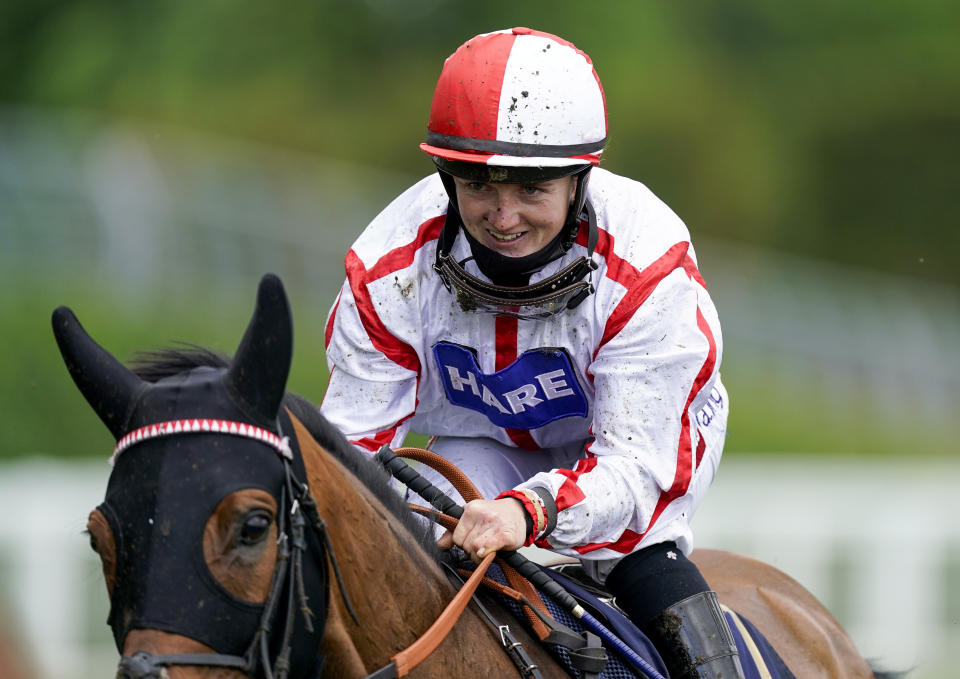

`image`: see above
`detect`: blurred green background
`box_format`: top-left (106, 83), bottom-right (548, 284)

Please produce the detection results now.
top-left (1, 3), bottom-right (958, 678)
top-left (2, 0), bottom-right (957, 460)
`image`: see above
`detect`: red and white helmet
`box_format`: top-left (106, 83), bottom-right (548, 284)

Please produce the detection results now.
top-left (420, 27), bottom-right (607, 170)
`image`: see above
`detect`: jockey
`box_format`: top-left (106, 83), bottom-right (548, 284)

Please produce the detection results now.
top-left (321, 28), bottom-right (743, 679)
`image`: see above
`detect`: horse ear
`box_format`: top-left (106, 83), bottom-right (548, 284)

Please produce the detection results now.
top-left (226, 274), bottom-right (293, 424)
top-left (52, 306), bottom-right (145, 440)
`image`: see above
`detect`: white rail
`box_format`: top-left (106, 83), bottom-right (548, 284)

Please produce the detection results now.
top-left (0, 456), bottom-right (956, 679)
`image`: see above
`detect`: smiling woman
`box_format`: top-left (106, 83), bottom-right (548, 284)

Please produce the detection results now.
top-left (453, 175), bottom-right (577, 258)
top-left (320, 27), bottom-right (759, 675)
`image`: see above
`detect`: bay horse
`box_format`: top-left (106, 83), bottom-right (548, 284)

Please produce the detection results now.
top-left (0, 618), bottom-right (33, 679)
top-left (54, 274), bottom-right (883, 678)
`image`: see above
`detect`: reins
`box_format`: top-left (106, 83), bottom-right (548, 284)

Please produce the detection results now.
top-left (385, 447), bottom-right (557, 640)
top-left (375, 445), bottom-right (668, 679)
top-left (359, 446), bottom-right (542, 679)
top-left (362, 446), bottom-right (566, 679)
top-left (362, 551), bottom-right (500, 679)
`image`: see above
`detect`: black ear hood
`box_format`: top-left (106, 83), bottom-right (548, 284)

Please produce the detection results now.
top-left (51, 307), bottom-right (146, 440)
top-left (53, 275), bottom-right (327, 678)
top-left (52, 273), bottom-right (293, 439)
top-left (225, 273), bottom-right (293, 429)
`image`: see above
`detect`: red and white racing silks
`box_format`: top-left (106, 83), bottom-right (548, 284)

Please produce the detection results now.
top-left (320, 168), bottom-right (727, 561)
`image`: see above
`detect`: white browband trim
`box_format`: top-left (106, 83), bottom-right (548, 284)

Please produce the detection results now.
top-left (110, 419), bottom-right (292, 466)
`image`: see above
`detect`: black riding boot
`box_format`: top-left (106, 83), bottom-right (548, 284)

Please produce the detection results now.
top-left (642, 590), bottom-right (744, 679)
top-left (605, 542), bottom-right (745, 679)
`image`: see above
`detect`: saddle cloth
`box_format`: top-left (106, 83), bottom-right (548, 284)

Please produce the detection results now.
top-left (476, 561), bottom-right (796, 679)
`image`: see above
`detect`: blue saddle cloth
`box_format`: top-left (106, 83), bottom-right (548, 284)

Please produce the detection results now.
top-left (477, 561), bottom-right (795, 679)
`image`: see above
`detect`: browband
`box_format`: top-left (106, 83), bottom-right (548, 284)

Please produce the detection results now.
top-left (110, 418), bottom-right (292, 466)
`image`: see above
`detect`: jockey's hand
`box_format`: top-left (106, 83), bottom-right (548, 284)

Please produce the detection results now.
top-left (437, 497), bottom-right (527, 562)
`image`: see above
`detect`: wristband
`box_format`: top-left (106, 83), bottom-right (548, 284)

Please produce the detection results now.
top-left (497, 489), bottom-right (541, 546)
top-left (497, 487), bottom-right (557, 545)
top-left (528, 486), bottom-right (558, 541)
top-left (519, 489), bottom-right (546, 537)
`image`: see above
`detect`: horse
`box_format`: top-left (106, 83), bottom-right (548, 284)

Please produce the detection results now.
top-left (53, 274), bottom-right (884, 678)
top-left (0, 616), bottom-right (33, 679)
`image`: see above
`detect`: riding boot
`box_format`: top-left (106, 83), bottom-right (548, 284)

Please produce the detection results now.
top-left (641, 590), bottom-right (745, 679)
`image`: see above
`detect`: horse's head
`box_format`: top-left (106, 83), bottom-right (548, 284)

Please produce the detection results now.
top-left (53, 275), bottom-right (327, 679)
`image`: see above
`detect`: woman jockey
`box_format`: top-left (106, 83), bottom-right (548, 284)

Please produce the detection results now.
top-left (320, 28), bottom-right (743, 679)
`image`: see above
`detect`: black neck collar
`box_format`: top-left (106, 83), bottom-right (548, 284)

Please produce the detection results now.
top-left (460, 221), bottom-right (569, 287)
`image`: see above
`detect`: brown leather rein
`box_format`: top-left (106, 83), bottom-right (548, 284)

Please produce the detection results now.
top-left (361, 446), bottom-right (547, 679)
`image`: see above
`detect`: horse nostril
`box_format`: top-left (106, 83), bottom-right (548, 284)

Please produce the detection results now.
top-left (116, 651), bottom-right (163, 679)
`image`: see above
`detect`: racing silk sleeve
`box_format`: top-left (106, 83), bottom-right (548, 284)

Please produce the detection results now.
top-left (517, 239), bottom-right (723, 560)
top-left (319, 176), bottom-right (447, 453)
top-left (320, 277), bottom-right (420, 452)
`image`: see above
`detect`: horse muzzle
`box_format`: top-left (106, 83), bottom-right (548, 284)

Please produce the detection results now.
top-left (116, 651), bottom-right (168, 679)
top-left (116, 650), bottom-right (250, 679)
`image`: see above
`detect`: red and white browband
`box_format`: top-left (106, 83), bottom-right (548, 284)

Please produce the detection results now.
top-left (110, 419), bottom-right (292, 466)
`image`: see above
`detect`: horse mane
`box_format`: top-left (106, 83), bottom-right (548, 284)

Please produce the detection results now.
top-left (129, 346), bottom-right (440, 558)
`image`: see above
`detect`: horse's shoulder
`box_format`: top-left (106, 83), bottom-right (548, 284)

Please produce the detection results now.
top-left (691, 548), bottom-right (875, 678)
top-left (692, 548), bottom-right (834, 614)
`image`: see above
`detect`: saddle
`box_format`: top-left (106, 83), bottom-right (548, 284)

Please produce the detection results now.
top-left (451, 555), bottom-right (794, 679)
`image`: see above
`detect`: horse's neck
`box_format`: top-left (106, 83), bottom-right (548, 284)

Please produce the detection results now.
top-left (291, 421), bottom-right (566, 677)
top-left (292, 422), bottom-right (452, 655)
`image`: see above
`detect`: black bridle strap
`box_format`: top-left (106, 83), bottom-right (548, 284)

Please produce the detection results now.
top-left (250, 484), bottom-right (294, 679)
top-left (292, 482), bottom-right (361, 627)
top-left (117, 651), bottom-right (249, 676)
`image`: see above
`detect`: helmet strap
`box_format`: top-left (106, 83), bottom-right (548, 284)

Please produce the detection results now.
top-left (563, 167), bottom-right (594, 250)
top-left (460, 221), bottom-right (567, 287)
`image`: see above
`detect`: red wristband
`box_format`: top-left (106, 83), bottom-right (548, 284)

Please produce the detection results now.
top-left (497, 489), bottom-right (541, 547)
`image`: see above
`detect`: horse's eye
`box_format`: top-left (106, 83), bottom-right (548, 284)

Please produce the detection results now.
top-left (237, 510), bottom-right (273, 546)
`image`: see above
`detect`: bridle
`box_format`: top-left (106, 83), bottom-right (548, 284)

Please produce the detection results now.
top-left (112, 414), bottom-right (358, 679)
top-left (107, 417), bottom-right (542, 679)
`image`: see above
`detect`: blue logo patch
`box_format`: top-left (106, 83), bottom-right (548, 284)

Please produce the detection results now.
top-left (433, 342), bottom-right (588, 430)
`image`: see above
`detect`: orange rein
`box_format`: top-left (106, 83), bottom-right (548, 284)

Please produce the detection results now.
top-left (391, 551), bottom-right (497, 676)
top-left (375, 447), bottom-right (554, 676)
top-left (393, 447), bottom-right (555, 639)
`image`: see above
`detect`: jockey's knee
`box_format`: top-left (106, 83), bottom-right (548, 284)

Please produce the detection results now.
top-left (604, 542), bottom-right (745, 679)
top-left (604, 541), bottom-right (709, 626)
